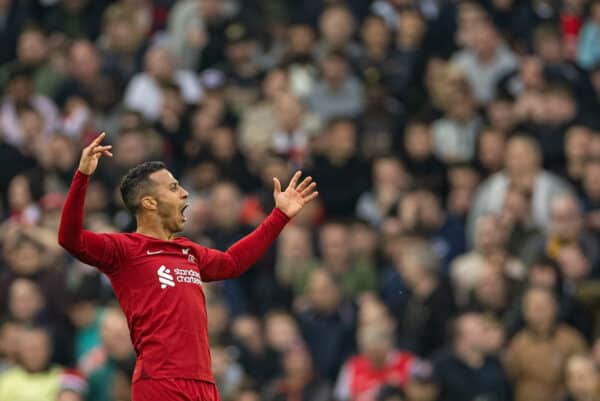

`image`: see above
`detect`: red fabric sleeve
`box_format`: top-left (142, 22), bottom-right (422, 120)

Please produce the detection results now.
top-left (58, 170), bottom-right (123, 273)
top-left (198, 208), bottom-right (290, 282)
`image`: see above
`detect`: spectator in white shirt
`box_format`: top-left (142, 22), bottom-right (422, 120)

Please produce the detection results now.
top-left (124, 45), bottom-right (202, 121)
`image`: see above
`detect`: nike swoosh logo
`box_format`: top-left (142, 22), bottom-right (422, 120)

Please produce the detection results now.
top-left (146, 250), bottom-right (164, 255)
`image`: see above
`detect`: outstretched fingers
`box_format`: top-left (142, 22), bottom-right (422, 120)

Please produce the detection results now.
top-left (93, 145), bottom-right (113, 157)
top-left (304, 190), bottom-right (319, 204)
top-left (300, 182), bottom-right (317, 197)
top-left (296, 176), bottom-right (312, 192)
top-left (287, 171), bottom-right (302, 190)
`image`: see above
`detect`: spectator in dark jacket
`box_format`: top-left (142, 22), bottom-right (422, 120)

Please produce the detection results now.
top-left (434, 312), bottom-right (512, 401)
top-left (297, 269), bottom-right (356, 382)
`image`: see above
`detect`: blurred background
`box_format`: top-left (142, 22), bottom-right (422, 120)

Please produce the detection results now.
top-left (2, 0), bottom-right (600, 400)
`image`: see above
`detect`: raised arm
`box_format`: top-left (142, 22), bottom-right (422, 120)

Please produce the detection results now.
top-left (58, 133), bottom-right (121, 271)
top-left (200, 171), bottom-right (318, 282)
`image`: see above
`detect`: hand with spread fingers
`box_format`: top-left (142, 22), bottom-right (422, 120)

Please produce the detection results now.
top-left (273, 171), bottom-right (319, 218)
top-left (78, 132), bottom-right (113, 175)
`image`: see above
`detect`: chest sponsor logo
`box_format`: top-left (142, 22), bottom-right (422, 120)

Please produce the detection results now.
top-left (157, 265), bottom-right (175, 288)
top-left (156, 265), bottom-right (202, 289)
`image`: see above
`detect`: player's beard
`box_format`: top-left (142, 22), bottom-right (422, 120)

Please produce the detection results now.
top-left (157, 202), bottom-right (183, 234)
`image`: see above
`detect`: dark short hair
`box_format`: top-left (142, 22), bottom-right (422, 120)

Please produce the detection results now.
top-left (119, 161), bottom-right (166, 214)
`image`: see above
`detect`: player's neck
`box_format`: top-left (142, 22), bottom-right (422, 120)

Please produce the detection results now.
top-left (136, 215), bottom-right (174, 241)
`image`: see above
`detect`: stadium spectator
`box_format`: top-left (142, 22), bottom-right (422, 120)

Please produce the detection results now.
top-left (97, 4), bottom-right (147, 82)
top-left (469, 135), bottom-right (572, 240)
top-left (577, 0), bottom-right (600, 69)
top-left (66, 280), bottom-right (103, 371)
top-left (124, 45), bottom-right (201, 121)
top-left (561, 353), bottom-right (600, 401)
top-left (0, 320), bottom-right (23, 373)
top-left (297, 269), bottom-right (356, 382)
top-left (505, 286), bottom-right (587, 401)
top-left (7, 277), bottom-right (46, 326)
top-left (467, 262), bottom-right (514, 324)
top-left (335, 324), bottom-right (415, 401)
top-left (264, 310), bottom-right (304, 354)
top-left (451, 214), bottom-right (525, 306)
top-left (275, 225), bottom-right (318, 297)
top-left (433, 312), bottom-right (512, 401)
top-left (41, 0), bottom-right (108, 40)
top-left (356, 155), bottom-right (409, 227)
top-left (431, 83), bottom-right (481, 163)
top-left (3, 2), bottom-right (600, 400)
top-left (230, 315), bottom-right (280, 388)
top-left (401, 120), bottom-right (447, 194)
top-left (451, 20), bottom-right (518, 103)
top-left (210, 343), bottom-right (244, 401)
top-left (268, 91), bottom-right (320, 167)
top-left (1, 64), bottom-right (58, 147)
top-left (314, 4), bottom-right (360, 62)
top-left (0, 326), bottom-right (63, 401)
top-left (386, 8), bottom-right (427, 107)
top-left (561, 125), bottom-right (594, 190)
top-left (55, 39), bottom-right (122, 115)
top-left (357, 15), bottom-right (390, 87)
top-left (85, 307), bottom-right (135, 401)
top-left (308, 118), bottom-right (370, 217)
top-left (318, 221), bottom-right (377, 297)
top-left (499, 184), bottom-right (541, 258)
top-left (475, 127), bottom-right (506, 177)
top-left (395, 189), bottom-right (466, 272)
top-left (393, 240), bottom-right (456, 357)
top-left (0, 0), bottom-right (28, 66)
top-left (264, 342), bottom-right (330, 401)
top-left (308, 50), bottom-right (365, 121)
top-left (580, 157), bottom-right (600, 232)
top-left (0, 26), bottom-right (64, 96)
top-left (521, 194), bottom-right (600, 277)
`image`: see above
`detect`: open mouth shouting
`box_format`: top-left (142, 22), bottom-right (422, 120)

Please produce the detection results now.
top-left (180, 203), bottom-right (189, 222)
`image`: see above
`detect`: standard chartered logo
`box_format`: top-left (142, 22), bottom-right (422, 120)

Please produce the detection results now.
top-left (174, 268), bottom-right (202, 285)
top-left (157, 265), bottom-right (202, 289)
top-left (157, 265), bottom-right (175, 288)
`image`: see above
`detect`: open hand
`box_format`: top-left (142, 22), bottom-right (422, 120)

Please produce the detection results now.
top-left (78, 132), bottom-right (113, 175)
top-left (273, 171), bottom-right (318, 218)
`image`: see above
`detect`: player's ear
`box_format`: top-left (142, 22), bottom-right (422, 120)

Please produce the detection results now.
top-left (140, 196), bottom-right (158, 211)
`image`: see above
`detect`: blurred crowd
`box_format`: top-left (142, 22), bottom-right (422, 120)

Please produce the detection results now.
top-left (3, 0), bottom-right (600, 401)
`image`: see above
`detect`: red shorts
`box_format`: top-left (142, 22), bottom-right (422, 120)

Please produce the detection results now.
top-left (132, 378), bottom-right (220, 401)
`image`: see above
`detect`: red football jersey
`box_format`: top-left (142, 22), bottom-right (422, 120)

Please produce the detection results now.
top-left (335, 351), bottom-right (415, 401)
top-left (59, 171), bottom-right (289, 383)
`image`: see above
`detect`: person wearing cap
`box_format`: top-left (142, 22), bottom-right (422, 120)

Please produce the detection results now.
top-left (221, 20), bottom-right (263, 111)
